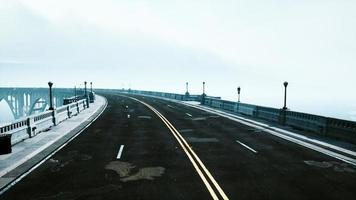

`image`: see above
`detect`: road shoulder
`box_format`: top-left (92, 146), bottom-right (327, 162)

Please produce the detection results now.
top-left (0, 95), bottom-right (107, 194)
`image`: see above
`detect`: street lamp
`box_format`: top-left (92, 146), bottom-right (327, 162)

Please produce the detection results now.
top-left (90, 82), bottom-right (93, 93)
top-left (203, 82), bottom-right (206, 95)
top-left (74, 86), bottom-right (77, 101)
top-left (84, 81), bottom-right (87, 96)
top-left (185, 82), bottom-right (190, 96)
top-left (283, 81), bottom-right (288, 110)
top-left (48, 82), bottom-right (54, 110)
top-left (237, 87), bottom-right (241, 102)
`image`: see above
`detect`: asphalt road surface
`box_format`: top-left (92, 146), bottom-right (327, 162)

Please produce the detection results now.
top-left (1, 92), bottom-right (355, 200)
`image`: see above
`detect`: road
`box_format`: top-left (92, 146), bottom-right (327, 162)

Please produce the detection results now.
top-left (1, 92), bottom-right (355, 200)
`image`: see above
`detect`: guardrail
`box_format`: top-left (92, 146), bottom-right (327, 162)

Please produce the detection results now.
top-left (63, 92), bottom-right (95, 105)
top-left (0, 98), bottom-right (89, 154)
top-left (119, 89), bottom-right (356, 144)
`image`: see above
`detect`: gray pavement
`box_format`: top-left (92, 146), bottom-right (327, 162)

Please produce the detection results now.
top-left (0, 92), bottom-right (355, 200)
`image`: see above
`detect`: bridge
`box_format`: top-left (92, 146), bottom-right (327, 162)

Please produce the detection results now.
top-left (0, 87), bottom-right (82, 120)
top-left (0, 87), bottom-right (355, 199)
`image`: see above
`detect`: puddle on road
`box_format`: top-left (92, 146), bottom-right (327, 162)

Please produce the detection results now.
top-left (121, 167), bottom-right (165, 182)
top-left (191, 117), bottom-right (207, 121)
top-left (48, 158), bottom-right (59, 164)
top-left (304, 160), bottom-right (333, 168)
top-left (186, 137), bottom-right (219, 143)
top-left (105, 161), bottom-right (135, 177)
top-left (179, 129), bottom-right (194, 133)
top-left (191, 116), bottom-right (220, 121)
top-left (137, 116), bottom-right (152, 119)
top-left (105, 161), bottom-right (165, 182)
top-left (304, 160), bottom-right (356, 173)
top-left (49, 151), bottom-right (92, 172)
top-left (248, 128), bottom-right (263, 133)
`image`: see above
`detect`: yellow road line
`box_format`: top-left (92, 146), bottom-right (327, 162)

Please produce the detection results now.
top-left (127, 96), bottom-right (229, 200)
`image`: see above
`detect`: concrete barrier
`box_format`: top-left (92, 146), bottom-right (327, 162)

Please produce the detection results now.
top-left (0, 99), bottom-right (89, 154)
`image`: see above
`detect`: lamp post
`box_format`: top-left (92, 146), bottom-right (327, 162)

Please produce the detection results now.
top-left (203, 82), bottom-right (205, 95)
top-left (74, 86), bottom-right (77, 101)
top-left (84, 81), bottom-right (87, 96)
top-left (90, 82), bottom-right (93, 93)
top-left (237, 86), bottom-right (241, 102)
top-left (200, 81), bottom-right (206, 105)
top-left (48, 82), bottom-right (54, 110)
top-left (186, 82), bottom-right (188, 93)
top-left (283, 81), bottom-right (288, 110)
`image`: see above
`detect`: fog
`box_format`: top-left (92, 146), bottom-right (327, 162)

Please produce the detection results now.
top-left (1, 0), bottom-right (356, 121)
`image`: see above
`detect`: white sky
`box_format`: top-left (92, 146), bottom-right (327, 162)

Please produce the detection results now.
top-left (1, 0), bottom-right (356, 121)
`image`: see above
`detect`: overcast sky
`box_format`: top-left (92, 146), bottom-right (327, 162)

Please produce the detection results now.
top-left (1, 0), bottom-right (356, 121)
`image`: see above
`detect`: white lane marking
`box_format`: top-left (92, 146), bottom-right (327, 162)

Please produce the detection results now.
top-left (236, 140), bottom-right (258, 153)
top-left (117, 145), bottom-right (125, 159)
top-left (180, 102), bottom-right (356, 166)
top-left (167, 105), bottom-right (175, 109)
top-left (136, 95), bottom-right (356, 166)
top-left (186, 113), bottom-right (193, 117)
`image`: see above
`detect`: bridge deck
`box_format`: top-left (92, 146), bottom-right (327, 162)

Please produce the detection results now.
top-left (1, 93), bottom-right (355, 199)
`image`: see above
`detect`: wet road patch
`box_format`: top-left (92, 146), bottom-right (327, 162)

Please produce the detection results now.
top-left (104, 161), bottom-right (165, 182)
top-left (191, 117), bottom-right (207, 121)
top-left (304, 160), bottom-right (356, 173)
top-left (105, 161), bottom-right (135, 177)
top-left (121, 167), bottom-right (165, 182)
top-left (137, 116), bottom-right (152, 119)
top-left (48, 151), bottom-right (93, 172)
top-left (179, 129), bottom-right (194, 133)
top-left (186, 137), bottom-right (219, 143)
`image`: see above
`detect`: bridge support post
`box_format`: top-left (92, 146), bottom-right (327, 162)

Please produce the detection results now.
top-left (67, 105), bottom-right (71, 118)
top-left (52, 110), bottom-right (58, 126)
top-left (84, 81), bottom-right (90, 108)
top-left (279, 109), bottom-right (287, 125)
top-left (27, 117), bottom-right (36, 137)
top-left (76, 102), bottom-right (80, 113)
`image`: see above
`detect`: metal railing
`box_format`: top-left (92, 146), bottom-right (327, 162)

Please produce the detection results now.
top-left (0, 98), bottom-right (89, 154)
top-left (120, 89), bottom-right (356, 144)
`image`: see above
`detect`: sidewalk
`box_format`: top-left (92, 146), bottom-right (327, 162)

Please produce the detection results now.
top-left (0, 95), bottom-right (107, 192)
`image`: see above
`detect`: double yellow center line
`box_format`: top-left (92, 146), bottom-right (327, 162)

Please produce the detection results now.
top-left (129, 96), bottom-right (229, 200)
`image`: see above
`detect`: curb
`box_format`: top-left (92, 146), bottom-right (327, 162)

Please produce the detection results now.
top-left (0, 96), bottom-right (108, 195)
